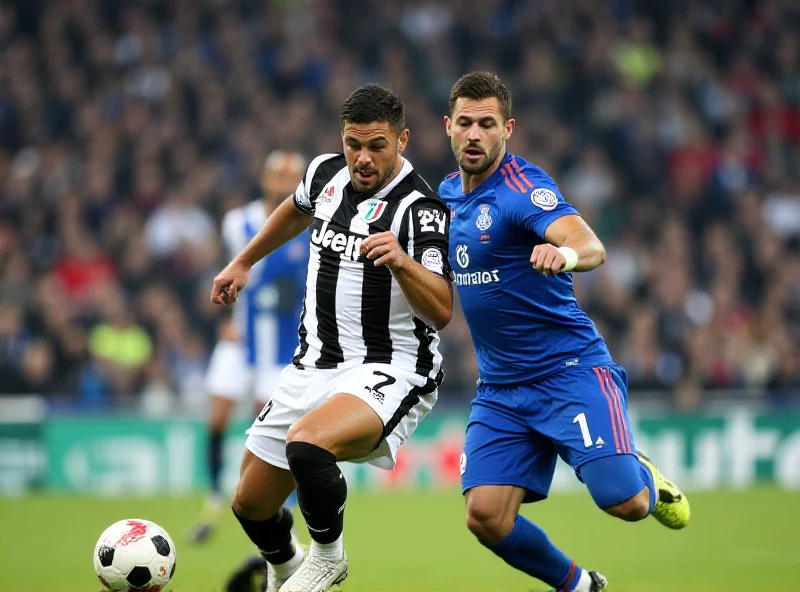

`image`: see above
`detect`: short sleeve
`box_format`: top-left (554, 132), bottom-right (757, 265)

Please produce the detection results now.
top-left (505, 171), bottom-right (579, 238)
top-left (293, 179), bottom-right (313, 215)
top-left (293, 153), bottom-right (342, 216)
top-left (406, 199), bottom-right (453, 280)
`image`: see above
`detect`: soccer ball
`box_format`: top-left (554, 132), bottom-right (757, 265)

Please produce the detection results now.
top-left (93, 519), bottom-right (177, 591)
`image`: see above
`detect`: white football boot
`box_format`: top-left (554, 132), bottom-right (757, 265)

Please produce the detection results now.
top-left (277, 547), bottom-right (347, 592)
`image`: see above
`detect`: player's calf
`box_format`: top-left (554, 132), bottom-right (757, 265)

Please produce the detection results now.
top-left (285, 441), bottom-right (347, 551)
top-left (230, 449), bottom-right (304, 587)
top-left (464, 486), bottom-right (598, 590)
top-left (579, 454), bottom-right (656, 522)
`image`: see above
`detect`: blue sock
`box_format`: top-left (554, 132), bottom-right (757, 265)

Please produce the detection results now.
top-left (489, 515), bottom-right (583, 590)
top-left (640, 461), bottom-right (657, 514)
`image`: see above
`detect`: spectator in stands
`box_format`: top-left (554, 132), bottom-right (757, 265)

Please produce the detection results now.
top-left (0, 0), bottom-right (798, 410)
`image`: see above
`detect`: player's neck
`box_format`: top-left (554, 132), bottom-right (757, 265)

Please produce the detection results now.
top-left (461, 148), bottom-right (507, 194)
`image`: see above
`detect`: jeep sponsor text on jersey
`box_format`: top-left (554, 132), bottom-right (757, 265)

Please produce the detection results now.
top-left (310, 218), bottom-right (363, 262)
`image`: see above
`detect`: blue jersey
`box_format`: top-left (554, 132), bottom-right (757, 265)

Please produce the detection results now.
top-left (438, 153), bottom-right (610, 385)
top-left (223, 201), bottom-right (309, 369)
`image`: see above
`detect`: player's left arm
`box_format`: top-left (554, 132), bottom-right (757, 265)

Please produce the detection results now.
top-left (532, 214), bottom-right (606, 275)
top-left (360, 201), bottom-right (453, 330)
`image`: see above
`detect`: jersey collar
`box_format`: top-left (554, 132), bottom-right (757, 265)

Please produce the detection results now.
top-left (371, 157), bottom-right (414, 200)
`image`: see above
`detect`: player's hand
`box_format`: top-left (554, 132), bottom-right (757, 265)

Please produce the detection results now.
top-left (360, 231), bottom-right (407, 270)
top-left (530, 243), bottom-right (566, 276)
top-left (210, 259), bottom-right (251, 306)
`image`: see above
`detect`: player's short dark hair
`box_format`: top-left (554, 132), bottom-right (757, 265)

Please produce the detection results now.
top-left (449, 71), bottom-right (512, 121)
top-left (340, 84), bottom-right (406, 133)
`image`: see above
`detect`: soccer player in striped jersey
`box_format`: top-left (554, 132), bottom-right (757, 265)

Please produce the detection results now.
top-left (191, 151), bottom-right (308, 551)
top-left (439, 72), bottom-right (690, 592)
top-left (211, 84), bottom-right (452, 592)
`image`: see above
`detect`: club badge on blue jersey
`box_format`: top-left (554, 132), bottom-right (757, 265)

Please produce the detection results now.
top-left (476, 204), bottom-right (492, 231)
top-left (531, 188), bottom-right (558, 210)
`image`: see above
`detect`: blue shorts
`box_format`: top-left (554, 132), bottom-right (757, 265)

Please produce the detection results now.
top-left (461, 363), bottom-right (636, 503)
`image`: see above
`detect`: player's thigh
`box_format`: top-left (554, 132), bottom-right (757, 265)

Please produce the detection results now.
top-left (232, 447), bottom-right (296, 520)
top-left (287, 392), bottom-right (384, 460)
top-left (246, 365), bottom-right (310, 470)
top-left (462, 391), bottom-right (557, 503)
top-left (287, 363), bottom-right (432, 461)
top-left (535, 363), bottom-right (636, 470)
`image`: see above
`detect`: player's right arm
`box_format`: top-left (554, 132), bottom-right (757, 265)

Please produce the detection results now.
top-left (211, 195), bottom-right (311, 305)
top-left (212, 154), bottom-right (344, 306)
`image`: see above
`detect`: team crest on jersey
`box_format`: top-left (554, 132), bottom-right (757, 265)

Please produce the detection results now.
top-left (476, 204), bottom-right (492, 231)
top-left (421, 248), bottom-right (444, 275)
top-left (531, 188), bottom-right (558, 210)
top-left (363, 199), bottom-right (387, 223)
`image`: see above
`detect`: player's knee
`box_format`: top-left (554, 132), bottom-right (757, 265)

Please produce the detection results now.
top-left (465, 502), bottom-right (512, 546)
top-left (603, 488), bottom-right (650, 522)
top-left (231, 486), bottom-right (261, 520)
top-left (208, 414), bottom-right (227, 435)
top-left (581, 454), bottom-right (650, 519)
top-left (208, 395), bottom-right (234, 433)
top-left (286, 420), bottom-right (328, 449)
top-left (285, 441), bottom-right (340, 491)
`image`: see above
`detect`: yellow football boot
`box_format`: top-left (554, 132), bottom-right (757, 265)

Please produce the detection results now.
top-left (638, 450), bottom-right (690, 529)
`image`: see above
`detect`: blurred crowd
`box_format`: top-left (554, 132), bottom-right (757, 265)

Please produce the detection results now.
top-left (0, 0), bottom-right (799, 411)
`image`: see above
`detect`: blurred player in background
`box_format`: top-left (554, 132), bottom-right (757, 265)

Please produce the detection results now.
top-left (439, 72), bottom-right (691, 592)
top-left (189, 151), bottom-right (308, 546)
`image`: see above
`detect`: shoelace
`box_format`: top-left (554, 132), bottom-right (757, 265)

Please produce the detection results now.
top-left (285, 556), bottom-right (337, 589)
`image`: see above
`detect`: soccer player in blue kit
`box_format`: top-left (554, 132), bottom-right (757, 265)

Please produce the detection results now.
top-left (438, 72), bottom-right (690, 591)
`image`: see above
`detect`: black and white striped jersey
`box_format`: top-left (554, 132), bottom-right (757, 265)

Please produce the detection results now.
top-left (290, 153), bottom-right (452, 381)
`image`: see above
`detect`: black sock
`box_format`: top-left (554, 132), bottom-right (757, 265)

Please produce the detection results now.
top-left (232, 506), bottom-right (296, 564)
top-left (285, 441), bottom-right (347, 545)
top-left (208, 431), bottom-right (223, 495)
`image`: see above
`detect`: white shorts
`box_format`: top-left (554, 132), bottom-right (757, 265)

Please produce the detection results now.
top-left (204, 340), bottom-right (283, 403)
top-left (245, 363), bottom-right (438, 471)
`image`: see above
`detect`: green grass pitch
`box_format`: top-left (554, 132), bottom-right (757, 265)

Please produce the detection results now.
top-left (0, 488), bottom-right (797, 592)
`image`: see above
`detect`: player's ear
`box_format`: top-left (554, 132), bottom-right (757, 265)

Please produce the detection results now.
top-left (397, 128), bottom-right (409, 153)
top-left (505, 118), bottom-right (515, 141)
top-left (444, 115), bottom-right (452, 137)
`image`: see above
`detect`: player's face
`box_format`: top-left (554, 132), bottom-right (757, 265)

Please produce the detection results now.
top-left (342, 121), bottom-right (409, 195)
top-left (445, 98), bottom-right (514, 175)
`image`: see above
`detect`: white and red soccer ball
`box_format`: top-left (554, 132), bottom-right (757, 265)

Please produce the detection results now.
top-left (93, 519), bottom-right (177, 591)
